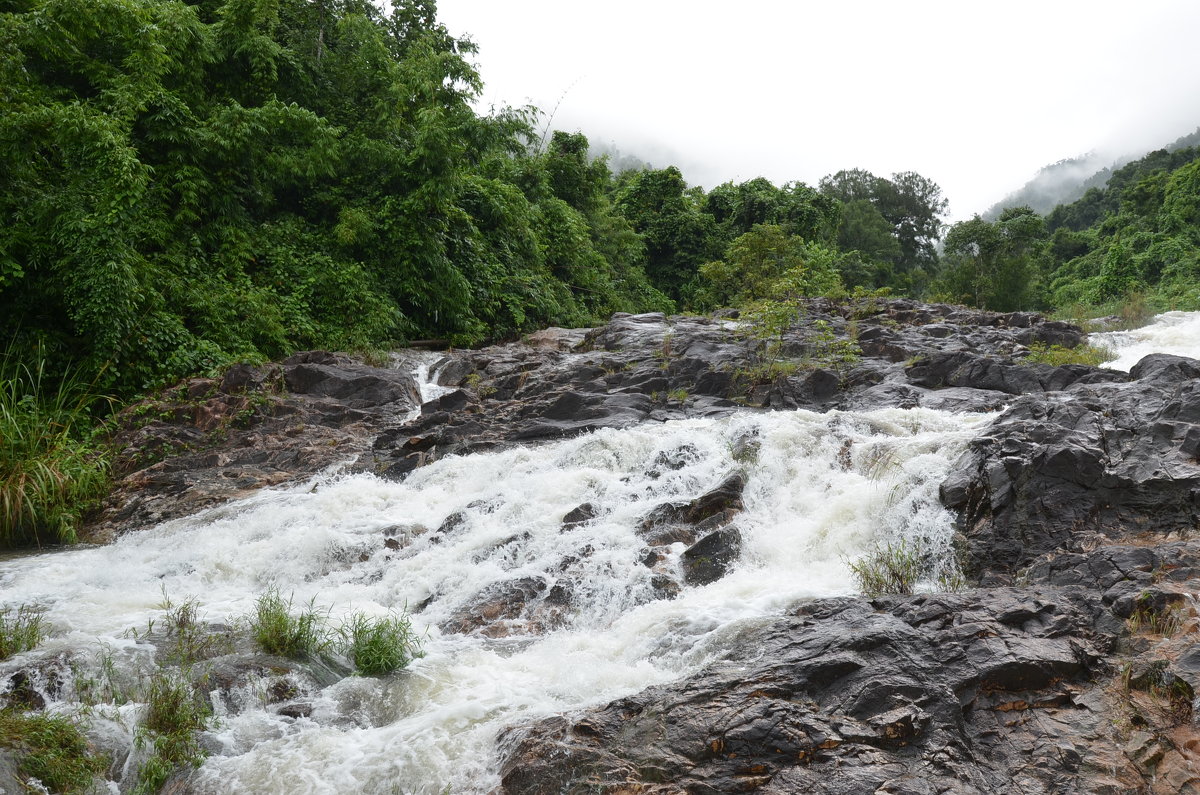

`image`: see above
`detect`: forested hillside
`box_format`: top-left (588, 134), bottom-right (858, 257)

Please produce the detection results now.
top-left (0, 0), bottom-right (948, 395)
top-left (936, 143), bottom-right (1200, 313)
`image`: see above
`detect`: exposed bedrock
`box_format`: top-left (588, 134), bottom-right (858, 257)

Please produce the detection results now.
top-left (367, 298), bottom-right (1097, 479)
top-left (84, 299), bottom-right (1200, 794)
top-left (942, 353), bottom-right (1200, 581)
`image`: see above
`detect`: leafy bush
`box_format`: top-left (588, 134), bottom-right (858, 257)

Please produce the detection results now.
top-left (342, 611), bottom-right (423, 676)
top-left (0, 605), bottom-right (46, 660)
top-left (249, 589), bottom-right (330, 659)
top-left (0, 354), bottom-right (109, 547)
top-left (0, 710), bottom-right (108, 794)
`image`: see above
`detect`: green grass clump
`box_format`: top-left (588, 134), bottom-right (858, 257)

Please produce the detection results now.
top-left (0, 354), bottom-right (110, 547)
top-left (132, 668), bottom-right (211, 795)
top-left (249, 589), bottom-right (330, 658)
top-left (152, 591), bottom-right (230, 668)
top-left (342, 612), bottom-right (423, 676)
top-left (0, 605), bottom-right (46, 660)
top-left (0, 709), bottom-right (108, 794)
top-left (1024, 342), bottom-right (1114, 367)
top-left (848, 540), bottom-right (924, 597)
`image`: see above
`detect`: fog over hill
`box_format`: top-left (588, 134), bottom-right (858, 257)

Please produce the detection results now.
top-left (982, 126), bottom-right (1200, 219)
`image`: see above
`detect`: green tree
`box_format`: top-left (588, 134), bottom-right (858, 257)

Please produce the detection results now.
top-left (613, 166), bottom-right (721, 302)
top-left (697, 224), bottom-right (841, 308)
top-left (820, 168), bottom-right (948, 274)
top-left (936, 206), bottom-right (1046, 311)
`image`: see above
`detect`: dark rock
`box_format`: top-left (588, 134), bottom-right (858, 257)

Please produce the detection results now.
top-left (941, 359), bottom-right (1200, 577)
top-left (439, 577), bottom-right (549, 637)
top-left (88, 351), bottom-right (423, 541)
top-left (638, 472), bottom-right (746, 546)
top-left (284, 362), bottom-right (420, 408)
top-left (560, 503), bottom-right (597, 529)
top-left (681, 526), bottom-right (742, 586)
top-left (277, 702), bottom-right (313, 719)
top-left (498, 588), bottom-right (1116, 794)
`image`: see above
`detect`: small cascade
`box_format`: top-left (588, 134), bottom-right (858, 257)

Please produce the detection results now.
top-left (1091, 310), bottom-right (1200, 371)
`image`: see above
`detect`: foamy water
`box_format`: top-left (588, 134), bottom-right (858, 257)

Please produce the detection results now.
top-left (1091, 310), bottom-right (1200, 371)
top-left (0, 394), bottom-right (987, 792)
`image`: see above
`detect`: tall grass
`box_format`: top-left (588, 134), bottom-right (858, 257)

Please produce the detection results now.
top-left (0, 709), bottom-right (108, 794)
top-left (342, 611), bottom-right (423, 675)
top-left (0, 352), bottom-right (110, 547)
top-left (849, 540), bottom-right (924, 597)
top-left (249, 589), bottom-right (331, 658)
top-left (0, 605), bottom-right (46, 660)
top-left (133, 667), bottom-right (211, 795)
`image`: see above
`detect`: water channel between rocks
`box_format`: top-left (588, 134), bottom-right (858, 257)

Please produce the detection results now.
top-left (0, 312), bottom-right (1196, 793)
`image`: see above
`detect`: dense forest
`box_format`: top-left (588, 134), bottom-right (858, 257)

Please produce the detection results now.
top-left (0, 0), bottom-right (946, 395)
top-left (3, 0), bottom-right (1200, 546)
top-left (936, 143), bottom-right (1200, 313)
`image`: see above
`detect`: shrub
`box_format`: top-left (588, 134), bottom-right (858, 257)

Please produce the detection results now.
top-left (249, 589), bottom-right (330, 658)
top-left (341, 611), bottom-right (423, 676)
top-left (0, 605), bottom-right (45, 660)
top-left (0, 710), bottom-right (108, 794)
top-left (0, 353), bottom-right (110, 547)
top-left (848, 540), bottom-right (923, 597)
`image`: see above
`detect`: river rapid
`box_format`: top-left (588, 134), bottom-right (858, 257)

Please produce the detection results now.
top-left (0, 311), bottom-right (1196, 793)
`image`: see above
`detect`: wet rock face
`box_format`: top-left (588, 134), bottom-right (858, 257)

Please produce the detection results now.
top-left (92, 297), bottom-right (1092, 543)
top-left (941, 352), bottom-right (1200, 580)
top-left (88, 298), bottom-right (1200, 793)
top-left (368, 299), bottom-right (1091, 478)
top-left (498, 589), bottom-right (1118, 794)
top-left (485, 331), bottom-right (1200, 795)
top-left (87, 352), bottom-right (423, 541)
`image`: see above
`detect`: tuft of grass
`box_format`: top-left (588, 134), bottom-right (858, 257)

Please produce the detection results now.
top-left (132, 667), bottom-right (211, 795)
top-left (153, 590), bottom-right (230, 667)
top-left (667, 388), bottom-right (689, 404)
top-left (1128, 593), bottom-right (1185, 637)
top-left (342, 611), bottom-right (423, 676)
top-left (249, 589), bottom-right (331, 658)
top-left (0, 352), bottom-right (110, 547)
top-left (848, 540), bottom-right (924, 597)
top-left (1024, 342), bottom-right (1114, 367)
top-left (0, 605), bottom-right (46, 661)
top-left (0, 709), bottom-right (108, 794)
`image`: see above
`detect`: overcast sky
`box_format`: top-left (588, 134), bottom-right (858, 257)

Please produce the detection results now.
top-left (435, 0), bottom-right (1200, 223)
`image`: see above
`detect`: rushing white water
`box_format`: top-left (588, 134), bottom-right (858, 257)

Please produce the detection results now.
top-left (389, 350), bottom-right (455, 413)
top-left (1091, 310), bottom-right (1200, 371)
top-left (0, 403), bottom-right (988, 793)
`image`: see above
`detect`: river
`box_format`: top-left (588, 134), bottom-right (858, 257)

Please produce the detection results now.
top-left (0, 312), bottom-right (1195, 793)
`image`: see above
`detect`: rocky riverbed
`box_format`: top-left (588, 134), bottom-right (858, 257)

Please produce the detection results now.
top-left (5, 298), bottom-right (1200, 793)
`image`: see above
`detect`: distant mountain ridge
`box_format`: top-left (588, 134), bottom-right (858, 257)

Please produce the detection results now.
top-left (983, 126), bottom-right (1200, 219)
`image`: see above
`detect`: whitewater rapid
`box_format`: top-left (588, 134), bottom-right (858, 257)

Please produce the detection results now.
top-left (1091, 310), bottom-right (1200, 371)
top-left (1, 311), bottom-right (1196, 793)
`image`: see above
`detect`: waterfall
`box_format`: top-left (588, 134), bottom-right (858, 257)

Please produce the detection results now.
top-left (12, 310), bottom-right (1199, 792)
top-left (0, 400), bottom-right (987, 792)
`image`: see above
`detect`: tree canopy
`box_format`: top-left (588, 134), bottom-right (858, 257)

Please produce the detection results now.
top-left (0, 0), bottom-right (955, 395)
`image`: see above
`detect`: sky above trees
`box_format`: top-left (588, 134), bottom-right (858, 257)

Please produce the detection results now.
top-left (436, 0), bottom-right (1200, 222)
